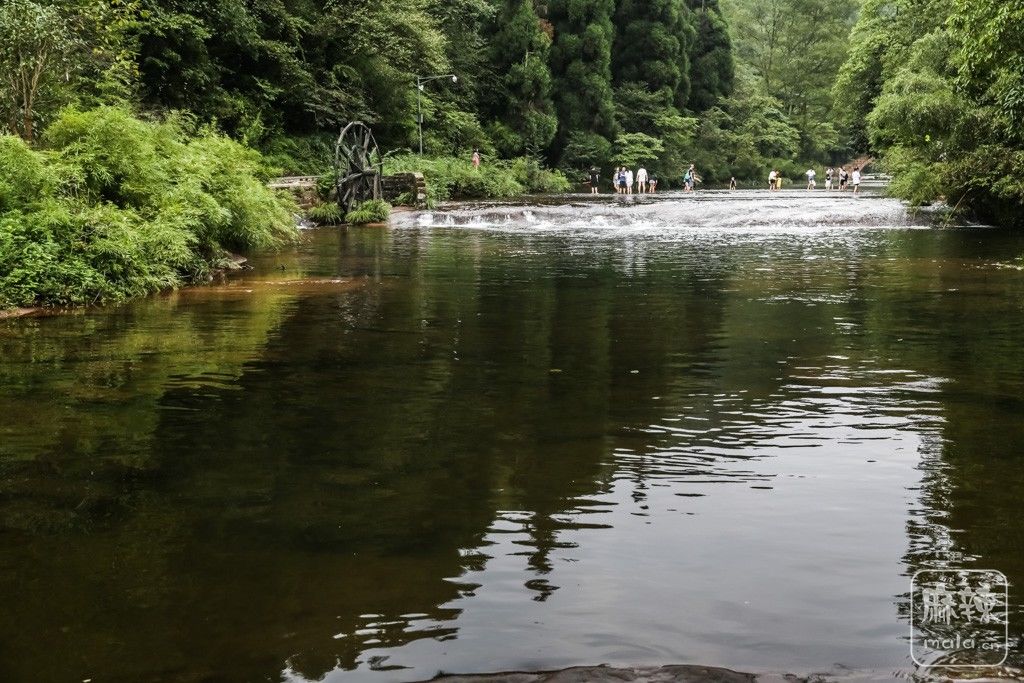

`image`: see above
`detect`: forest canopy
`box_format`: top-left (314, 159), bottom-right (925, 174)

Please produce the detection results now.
top-left (1, 0), bottom-right (860, 186)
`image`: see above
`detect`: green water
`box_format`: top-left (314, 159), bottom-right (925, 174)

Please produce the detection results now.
top-left (1, 192), bottom-right (1022, 681)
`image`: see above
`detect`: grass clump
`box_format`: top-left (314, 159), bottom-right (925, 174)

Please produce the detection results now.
top-left (0, 106), bottom-right (296, 309)
top-left (345, 199), bottom-right (391, 225)
top-left (308, 202), bottom-right (343, 225)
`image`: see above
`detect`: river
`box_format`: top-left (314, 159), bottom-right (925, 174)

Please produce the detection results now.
top-left (1, 190), bottom-right (1022, 681)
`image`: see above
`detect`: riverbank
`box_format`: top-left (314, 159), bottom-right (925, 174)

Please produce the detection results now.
top-left (0, 306), bottom-right (40, 319)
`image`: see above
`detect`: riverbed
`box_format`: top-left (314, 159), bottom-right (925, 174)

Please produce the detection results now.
top-left (1, 190), bottom-right (1022, 681)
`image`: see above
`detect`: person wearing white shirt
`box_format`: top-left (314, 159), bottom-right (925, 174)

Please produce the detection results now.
top-left (852, 168), bottom-right (862, 194)
top-left (806, 168), bottom-right (816, 190)
top-left (636, 167), bottom-right (649, 194)
top-left (625, 168), bottom-right (634, 195)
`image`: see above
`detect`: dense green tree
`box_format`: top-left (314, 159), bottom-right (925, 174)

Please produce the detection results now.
top-left (612, 0), bottom-right (692, 106)
top-left (835, 0), bottom-right (1024, 226)
top-left (949, 0), bottom-right (1024, 141)
top-left (0, 0), bottom-right (83, 141)
top-left (685, 0), bottom-right (734, 112)
top-left (723, 0), bottom-right (855, 158)
top-left (547, 0), bottom-right (618, 164)
top-left (486, 0), bottom-right (558, 156)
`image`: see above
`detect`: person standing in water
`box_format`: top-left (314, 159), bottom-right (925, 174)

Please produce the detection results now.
top-left (648, 174), bottom-right (658, 193)
top-left (625, 167), bottom-right (635, 195)
top-left (729, 177), bottom-right (737, 190)
top-left (768, 169), bottom-right (777, 191)
top-left (616, 167), bottom-right (626, 194)
top-left (472, 149), bottom-right (481, 169)
top-left (684, 164), bottom-right (700, 192)
top-left (806, 168), bottom-right (816, 190)
top-left (589, 166), bottom-right (600, 194)
top-left (825, 167), bottom-right (834, 190)
top-left (636, 166), bottom-right (649, 194)
top-left (852, 167), bottom-right (862, 194)
top-left (839, 167), bottom-right (849, 191)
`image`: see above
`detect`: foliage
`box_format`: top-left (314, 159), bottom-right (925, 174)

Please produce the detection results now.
top-left (345, 199), bottom-right (391, 225)
top-left (548, 0), bottom-right (618, 162)
top-left (58, 0), bottom-right (741, 182)
top-left (387, 154), bottom-right (567, 205)
top-left (614, 133), bottom-right (665, 167)
top-left (261, 134), bottom-right (336, 176)
top-left (308, 202), bottom-right (343, 225)
top-left (0, 106), bottom-right (295, 309)
top-left (723, 0), bottom-right (857, 159)
top-left (0, 0), bottom-right (82, 141)
top-left (949, 0), bottom-right (1024, 141)
top-left (509, 157), bottom-right (571, 193)
top-left (486, 0), bottom-right (557, 156)
top-left (685, 0), bottom-right (735, 112)
top-left (560, 131), bottom-right (615, 173)
top-left (836, 0), bottom-right (1024, 225)
top-left (612, 0), bottom-right (693, 108)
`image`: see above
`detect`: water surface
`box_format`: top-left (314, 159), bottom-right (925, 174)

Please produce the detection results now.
top-left (1, 191), bottom-right (1022, 681)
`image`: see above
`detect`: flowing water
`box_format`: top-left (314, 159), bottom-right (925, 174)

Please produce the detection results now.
top-left (1, 190), bottom-right (1023, 682)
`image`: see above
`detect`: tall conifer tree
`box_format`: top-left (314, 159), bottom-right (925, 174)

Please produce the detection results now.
top-left (685, 0), bottom-right (734, 112)
top-left (488, 0), bottom-right (558, 155)
top-left (547, 0), bottom-right (618, 160)
top-left (612, 0), bottom-right (693, 108)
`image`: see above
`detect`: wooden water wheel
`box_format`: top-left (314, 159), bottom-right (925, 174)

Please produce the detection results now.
top-left (334, 122), bottom-right (382, 215)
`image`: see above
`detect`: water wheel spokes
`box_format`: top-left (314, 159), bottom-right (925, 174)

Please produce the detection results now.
top-left (335, 122), bottom-right (382, 216)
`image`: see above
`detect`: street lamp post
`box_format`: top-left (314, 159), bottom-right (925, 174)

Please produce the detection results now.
top-left (416, 74), bottom-right (458, 155)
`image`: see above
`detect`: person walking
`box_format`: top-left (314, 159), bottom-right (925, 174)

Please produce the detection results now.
top-left (768, 169), bottom-right (777, 191)
top-left (852, 167), bottom-right (862, 194)
top-left (806, 167), bottom-right (817, 190)
top-left (648, 174), bottom-right (658, 193)
top-left (825, 167), bottom-right (834, 191)
top-left (729, 176), bottom-right (737, 190)
top-left (589, 166), bottom-right (600, 194)
top-left (636, 166), bottom-right (649, 194)
top-left (472, 149), bottom-right (481, 169)
top-left (625, 167), bottom-right (635, 195)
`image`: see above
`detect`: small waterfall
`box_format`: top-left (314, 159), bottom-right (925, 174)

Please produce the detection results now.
top-left (393, 191), bottom-right (929, 234)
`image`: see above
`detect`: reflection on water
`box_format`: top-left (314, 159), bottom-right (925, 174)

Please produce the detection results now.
top-left (1, 192), bottom-right (1023, 681)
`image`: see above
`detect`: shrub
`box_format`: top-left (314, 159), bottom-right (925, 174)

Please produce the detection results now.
top-left (509, 157), bottom-right (571, 193)
top-left (386, 154), bottom-right (568, 205)
top-left (345, 199), bottom-right (391, 225)
top-left (0, 136), bottom-right (53, 211)
top-left (0, 106), bottom-right (296, 309)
